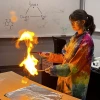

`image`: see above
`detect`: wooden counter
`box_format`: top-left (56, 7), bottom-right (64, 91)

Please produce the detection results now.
top-left (0, 71), bottom-right (80, 100)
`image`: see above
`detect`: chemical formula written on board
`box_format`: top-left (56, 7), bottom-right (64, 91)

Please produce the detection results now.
top-left (4, 19), bottom-right (13, 29)
top-left (20, 1), bottom-right (46, 21)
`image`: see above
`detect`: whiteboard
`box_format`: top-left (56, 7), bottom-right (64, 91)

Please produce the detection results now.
top-left (0, 0), bottom-right (80, 38)
top-left (85, 0), bottom-right (100, 32)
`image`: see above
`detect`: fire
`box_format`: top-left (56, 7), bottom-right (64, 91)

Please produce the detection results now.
top-left (20, 53), bottom-right (38, 75)
top-left (21, 76), bottom-right (29, 84)
top-left (16, 30), bottom-right (38, 77)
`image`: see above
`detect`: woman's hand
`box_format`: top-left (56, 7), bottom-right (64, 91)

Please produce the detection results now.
top-left (45, 66), bottom-right (53, 74)
top-left (39, 52), bottom-right (50, 58)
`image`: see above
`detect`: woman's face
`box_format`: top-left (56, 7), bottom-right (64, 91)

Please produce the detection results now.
top-left (70, 20), bottom-right (84, 31)
top-left (70, 20), bottom-right (82, 31)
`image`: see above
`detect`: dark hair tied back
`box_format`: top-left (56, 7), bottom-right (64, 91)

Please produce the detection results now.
top-left (85, 14), bottom-right (96, 35)
top-left (69, 9), bottom-right (96, 35)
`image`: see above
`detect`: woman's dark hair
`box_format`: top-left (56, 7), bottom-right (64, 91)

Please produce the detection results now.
top-left (69, 9), bottom-right (96, 35)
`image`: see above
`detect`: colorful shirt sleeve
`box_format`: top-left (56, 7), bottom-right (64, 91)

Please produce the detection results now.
top-left (47, 53), bottom-right (64, 63)
top-left (47, 39), bottom-right (71, 64)
top-left (50, 40), bottom-right (91, 77)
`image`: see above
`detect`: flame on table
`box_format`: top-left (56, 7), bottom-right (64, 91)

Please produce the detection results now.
top-left (21, 76), bottom-right (29, 84)
top-left (16, 29), bottom-right (38, 83)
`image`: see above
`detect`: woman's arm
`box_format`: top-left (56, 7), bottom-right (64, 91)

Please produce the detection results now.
top-left (49, 40), bottom-right (92, 77)
top-left (47, 53), bottom-right (64, 63)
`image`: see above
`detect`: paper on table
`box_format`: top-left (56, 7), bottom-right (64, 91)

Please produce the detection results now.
top-left (5, 84), bottom-right (62, 100)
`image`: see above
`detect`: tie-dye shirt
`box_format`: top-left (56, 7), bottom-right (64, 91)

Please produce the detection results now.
top-left (47, 31), bottom-right (94, 99)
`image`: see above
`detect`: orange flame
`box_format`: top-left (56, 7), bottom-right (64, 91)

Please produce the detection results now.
top-left (16, 30), bottom-right (38, 78)
top-left (21, 76), bottom-right (29, 84)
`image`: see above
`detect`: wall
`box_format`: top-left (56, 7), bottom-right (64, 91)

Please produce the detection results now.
top-left (92, 32), bottom-right (100, 57)
top-left (0, 37), bottom-right (53, 66)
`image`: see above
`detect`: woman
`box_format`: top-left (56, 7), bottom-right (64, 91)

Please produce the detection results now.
top-left (40, 9), bottom-right (95, 99)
